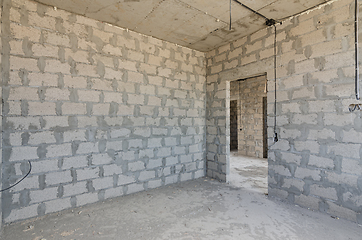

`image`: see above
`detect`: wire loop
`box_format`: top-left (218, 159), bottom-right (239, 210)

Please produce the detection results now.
top-left (0, 160), bottom-right (32, 192)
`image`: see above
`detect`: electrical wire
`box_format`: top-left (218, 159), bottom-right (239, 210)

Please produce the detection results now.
top-left (238, 80), bottom-right (243, 135)
top-left (237, 74), bottom-right (266, 82)
top-left (232, 0), bottom-right (278, 27)
top-left (355, 0), bottom-right (360, 100)
top-left (0, 160), bottom-right (32, 192)
top-left (273, 25), bottom-right (278, 142)
top-left (232, 0), bottom-right (269, 20)
top-left (233, 0), bottom-right (279, 142)
top-left (349, 103), bottom-right (362, 112)
top-left (229, 0), bottom-right (232, 31)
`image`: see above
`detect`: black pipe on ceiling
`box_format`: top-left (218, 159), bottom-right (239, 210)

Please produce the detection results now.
top-left (232, 0), bottom-right (277, 26)
top-left (231, 0), bottom-right (279, 142)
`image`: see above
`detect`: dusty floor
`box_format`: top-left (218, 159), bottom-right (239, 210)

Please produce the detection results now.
top-left (229, 151), bottom-right (268, 194)
top-left (2, 154), bottom-right (362, 240)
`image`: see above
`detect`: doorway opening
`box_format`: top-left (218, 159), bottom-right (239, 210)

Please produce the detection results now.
top-left (263, 97), bottom-right (268, 158)
top-left (228, 74), bottom-right (268, 194)
top-left (230, 100), bottom-right (238, 151)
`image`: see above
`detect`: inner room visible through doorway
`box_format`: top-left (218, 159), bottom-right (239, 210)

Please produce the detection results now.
top-left (229, 75), bottom-right (268, 194)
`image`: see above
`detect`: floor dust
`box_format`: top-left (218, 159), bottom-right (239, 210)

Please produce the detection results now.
top-left (229, 150), bottom-right (268, 194)
top-left (3, 176), bottom-right (362, 239)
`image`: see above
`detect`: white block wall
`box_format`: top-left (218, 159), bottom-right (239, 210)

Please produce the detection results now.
top-left (1, 0), bottom-right (361, 228)
top-left (1, 0), bottom-right (206, 223)
top-left (206, 0), bottom-right (362, 223)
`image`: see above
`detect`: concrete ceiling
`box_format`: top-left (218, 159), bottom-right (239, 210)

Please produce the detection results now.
top-left (33, 0), bottom-right (332, 52)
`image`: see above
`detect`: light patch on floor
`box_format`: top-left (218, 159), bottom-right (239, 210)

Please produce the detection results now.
top-left (229, 150), bottom-right (268, 194)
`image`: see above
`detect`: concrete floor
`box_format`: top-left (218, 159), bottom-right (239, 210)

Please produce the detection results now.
top-left (2, 154), bottom-right (362, 240)
top-left (229, 151), bottom-right (268, 194)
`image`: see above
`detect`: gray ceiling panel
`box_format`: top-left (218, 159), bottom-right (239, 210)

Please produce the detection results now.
top-left (134, 0), bottom-right (199, 38)
top-left (258, 0), bottom-right (327, 20)
top-left (33, 0), bottom-right (334, 52)
top-left (86, 0), bottom-right (165, 30)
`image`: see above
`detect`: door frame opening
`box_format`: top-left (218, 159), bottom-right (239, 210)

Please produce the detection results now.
top-left (226, 73), bottom-right (268, 193)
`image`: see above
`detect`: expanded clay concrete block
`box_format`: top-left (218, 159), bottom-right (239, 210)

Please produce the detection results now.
top-left (46, 171), bottom-right (72, 186)
top-left (8, 86), bottom-right (39, 101)
top-left (126, 183), bottom-right (144, 194)
top-left (76, 168), bottom-right (99, 181)
top-left (310, 185), bottom-right (338, 201)
top-left (3, 0), bottom-right (207, 224)
top-left (341, 158), bottom-right (362, 175)
top-left (46, 143), bottom-right (72, 158)
top-left (76, 192), bottom-right (99, 206)
top-left (45, 198), bottom-right (72, 214)
top-left (206, 0), bottom-right (362, 222)
top-left (10, 23), bottom-right (41, 42)
top-left (5, 204), bottom-right (38, 223)
top-left (138, 171), bottom-right (155, 181)
top-left (62, 155), bottom-right (88, 170)
top-left (29, 187), bottom-right (58, 204)
top-left (147, 179), bottom-right (162, 189)
top-left (31, 160), bottom-right (58, 174)
top-left (10, 175), bottom-right (39, 192)
top-left (92, 177), bottom-right (113, 190)
top-left (327, 172), bottom-right (358, 188)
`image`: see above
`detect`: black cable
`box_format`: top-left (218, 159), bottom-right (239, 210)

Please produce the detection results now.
top-left (229, 0), bottom-right (232, 31)
top-left (233, 0), bottom-right (279, 141)
top-left (232, 0), bottom-right (278, 28)
top-left (355, 0), bottom-right (360, 100)
top-left (239, 79), bottom-right (242, 134)
top-left (273, 25), bottom-right (278, 142)
top-left (232, 0), bottom-right (269, 20)
top-left (349, 104), bottom-right (362, 112)
top-left (0, 160), bottom-right (32, 192)
top-left (237, 74), bottom-right (266, 82)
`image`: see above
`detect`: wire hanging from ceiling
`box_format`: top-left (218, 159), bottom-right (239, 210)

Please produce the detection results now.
top-left (355, 0), bottom-right (360, 100)
top-left (273, 25), bottom-right (278, 142)
top-left (231, 0), bottom-right (279, 142)
top-left (239, 79), bottom-right (242, 143)
top-left (229, 0), bottom-right (232, 31)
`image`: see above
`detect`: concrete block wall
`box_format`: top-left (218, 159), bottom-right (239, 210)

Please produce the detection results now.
top-left (1, 0), bottom-right (206, 223)
top-left (230, 75), bottom-right (267, 158)
top-left (206, 0), bottom-right (362, 222)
